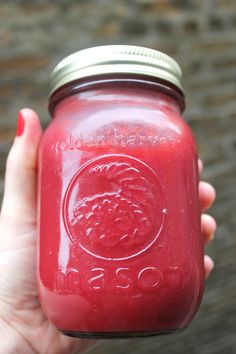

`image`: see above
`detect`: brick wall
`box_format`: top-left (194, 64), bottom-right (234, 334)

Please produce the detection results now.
top-left (0, 1), bottom-right (236, 353)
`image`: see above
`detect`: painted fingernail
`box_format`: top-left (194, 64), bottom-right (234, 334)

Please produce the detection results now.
top-left (16, 111), bottom-right (25, 137)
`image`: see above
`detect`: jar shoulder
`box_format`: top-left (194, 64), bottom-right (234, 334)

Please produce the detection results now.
top-left (53, 103), bottom-right (190, 136)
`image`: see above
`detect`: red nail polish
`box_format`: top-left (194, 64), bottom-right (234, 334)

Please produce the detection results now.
top-left (16, 111), bottom-right (25, 137)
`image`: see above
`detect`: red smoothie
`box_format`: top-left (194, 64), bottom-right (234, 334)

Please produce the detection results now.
top-left (38, 46), bottom-right (204, 338)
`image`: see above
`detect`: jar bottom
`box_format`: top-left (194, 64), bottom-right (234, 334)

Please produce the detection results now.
top-left (61, 328), bottom-right (183, 339)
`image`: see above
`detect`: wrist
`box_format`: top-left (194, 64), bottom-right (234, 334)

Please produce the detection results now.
top-left (0, 318), bottom-right (36, 354)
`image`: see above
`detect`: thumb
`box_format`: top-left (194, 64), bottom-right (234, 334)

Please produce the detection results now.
top-left (0, 109), bottom-right (43, 224)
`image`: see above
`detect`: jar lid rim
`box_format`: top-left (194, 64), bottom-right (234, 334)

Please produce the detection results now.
top-left (50, 45), bottom-right (184, 96)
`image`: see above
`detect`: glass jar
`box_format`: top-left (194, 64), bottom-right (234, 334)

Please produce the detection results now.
top-left (38, 45), bottom-right (204, 338)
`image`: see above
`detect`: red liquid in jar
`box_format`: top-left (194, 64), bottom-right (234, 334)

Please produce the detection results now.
top-left (38, 78), bottom-right (204, 337)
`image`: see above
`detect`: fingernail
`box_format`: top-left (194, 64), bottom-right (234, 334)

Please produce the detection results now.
top-left (206, 265), bottom-right (214, 279)
top-left (16, 111), bottom-right (25, 137)
top-left (204, 255), bottom-right (215, 279)
top-left (209, 233), bottom-right (215, 241)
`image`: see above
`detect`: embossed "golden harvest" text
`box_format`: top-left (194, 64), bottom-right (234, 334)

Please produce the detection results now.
top-left (52, 130), bottom-right (176, 153)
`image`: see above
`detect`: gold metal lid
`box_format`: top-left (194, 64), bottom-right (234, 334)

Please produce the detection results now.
top-left (50, 45), bottom-right (183, 96)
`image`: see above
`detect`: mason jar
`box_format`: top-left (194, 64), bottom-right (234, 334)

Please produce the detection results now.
top-left (38, 45), bottom-right (204, 338)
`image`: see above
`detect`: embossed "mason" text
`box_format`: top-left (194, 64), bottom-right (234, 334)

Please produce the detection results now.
top-left (53, 266), bottom-right (163, 293)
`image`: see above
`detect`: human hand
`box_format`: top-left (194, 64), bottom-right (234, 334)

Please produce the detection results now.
top-left (0, 109), bottom-right (216, 353)
top-left (0, 109), bottom-right (95, 354)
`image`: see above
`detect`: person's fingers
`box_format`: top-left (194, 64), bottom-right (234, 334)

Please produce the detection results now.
top-left (204, 255), bottom-right (214, 278)
top-left (198, 159), bottom-right (216, 278)
top-left (0, 109), bottom-right (42, 224)
top-left (198, 158), bottom-right (216, 211)
top-left (199, 181), bottom-right (216, 211)
top-left (201, 213), bottom-right (217, 244)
